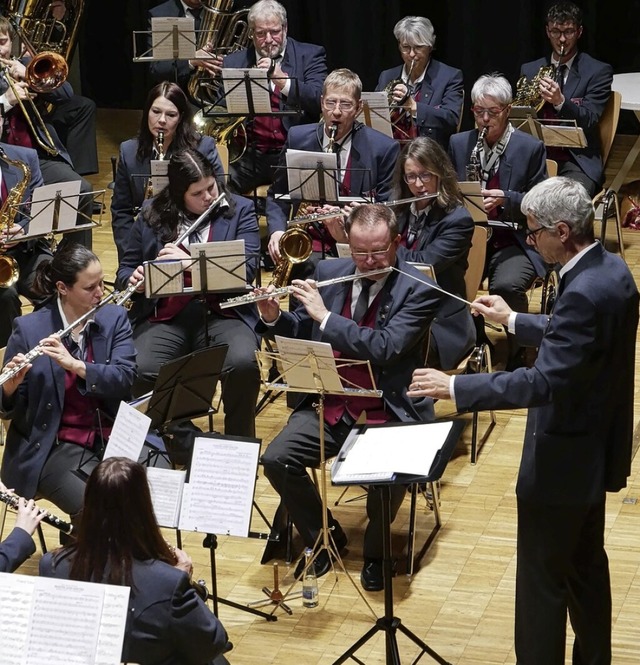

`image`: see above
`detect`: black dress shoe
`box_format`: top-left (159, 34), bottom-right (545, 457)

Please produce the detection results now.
top-left (360, 559), bottom-right (384, 592)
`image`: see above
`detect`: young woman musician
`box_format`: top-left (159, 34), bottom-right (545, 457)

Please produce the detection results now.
top-left (393, 137), bottom-right (476, 370)
top-left (39, 457), bottom-right (231, 665)
top-left (0, 244), bottom-right (136, 524)
top-left (111, 81), bottom-right (225, 262)
top-left (117, 148), bottom-right (260, 442)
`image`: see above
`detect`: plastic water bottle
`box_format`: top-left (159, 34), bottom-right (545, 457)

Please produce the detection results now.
top-left (301, 548), bottom-right (318, 608)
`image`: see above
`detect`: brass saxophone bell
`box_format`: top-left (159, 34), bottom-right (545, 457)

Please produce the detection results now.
top-left (0, 254), bottom-right (19, 288)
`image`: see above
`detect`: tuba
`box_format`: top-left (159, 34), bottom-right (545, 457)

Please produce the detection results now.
top-left (0, 146), bottom-right (31, 288)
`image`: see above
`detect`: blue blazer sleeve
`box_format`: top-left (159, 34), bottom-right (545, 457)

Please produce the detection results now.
top-left (0, 527), bottom-right (35, 572)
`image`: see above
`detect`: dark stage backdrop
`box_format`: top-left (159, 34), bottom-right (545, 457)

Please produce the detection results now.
top-left (80, 0), bottom-right (640, 131)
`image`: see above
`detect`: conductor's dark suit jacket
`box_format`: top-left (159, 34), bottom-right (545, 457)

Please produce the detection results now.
top-left (454, 243), bottom-right (638, 504)
top-left (376, 58), bottom-right (464, 149)
top-left (449, 128), bottom-right (548, 278)
top-left (257, 257), bottom-right (441, 424)
top-left (520, 52), bottom-right (613, 187)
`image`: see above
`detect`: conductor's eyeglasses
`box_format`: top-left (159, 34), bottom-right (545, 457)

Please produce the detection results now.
top-left (471, 106), bottom-right (507, 118)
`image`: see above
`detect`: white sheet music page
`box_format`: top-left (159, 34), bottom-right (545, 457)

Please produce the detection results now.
top-left (147, 466), bottom-right (187, 528)
top-left (144, 259), bottom-right (185, 297)
top-left (103, 401), bottom-right (151, 461)
top-left (189, 239), bottom-right (247, 292)
top-left (285, 149), bottom-right (338, 201)
top-left (94, 586), bottom-right (130, 665)
top-left (0, 573), bottom-right (34, 665)
top-left (150, 159), bottom-right (169, 192)
top-left (151, 17), bottom-right (196, 60)
top-left (222, 67), bottom-right (272, 114)
top-left (333, 421), bottom-right (453, 483)
top-left (360, 91), bottom-right (393, 137)
top-left (28, 181), bottom-right (81, 235)
top-left (179, 435), bottom-right (259, 537)
top-left (274, 336), bottom-right (344, 392)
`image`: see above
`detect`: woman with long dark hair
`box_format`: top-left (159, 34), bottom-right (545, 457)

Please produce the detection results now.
top-left (111, 81), bottom-right (225, 262)
top-left (39, 457), bottom-right (230, 665)
top-left (117, 148), bottom-right (260, 443)
top-left (392, 136), bottom-right (476, 370)
top-left (0, 244), bottom-right (136, 524)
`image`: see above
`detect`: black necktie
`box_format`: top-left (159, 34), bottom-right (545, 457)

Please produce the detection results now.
top-left (406, 211), bottom-right (427, 247)
top-left (190, 7), bottom-right (202, 32)
top-left (556, 64), bottom-right (567, 91)
top-left (352, 278), bottom-right (373, 324)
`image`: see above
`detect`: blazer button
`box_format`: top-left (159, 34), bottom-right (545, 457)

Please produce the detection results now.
top-left (34, 442), bottom-right (40, 450)
top-left (42, 423), bottom-right (47, 430)
top-left (390, 391), bottom-right (397, 397)
top-left (91, 384), bottom-right (97, 391)
top-left (46, 403), bottom-right (52, 410)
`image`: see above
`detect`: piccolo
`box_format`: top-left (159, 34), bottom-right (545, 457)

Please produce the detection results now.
top-left (219, 266), bottom-right (393, 309)
top-left (287, 193), bottom-right (439, 227)
top-left (174, 193), bottom-right (227, 246)
top-left (0, 490), bottom-right (73, 534)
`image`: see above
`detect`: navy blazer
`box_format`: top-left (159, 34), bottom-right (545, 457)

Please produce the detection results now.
top-left (40, 552), bottom-right (229, 665)
top-left (0, 302), bottom-right (137, 498)
top-left (257, 257), bottom-right (441, 423)
top-left (117, 193), bottom-right (260, 332)
top-left (376, 59), bottom-right (464, 149)
top-left (520, 52), bottom-right (613, 185)
top-left (266, 122), bottom-right (400, 236)
top-left (223, 37), bottom-right (327, 127)
top-left (111, 136), bottom-right (224, 262)
top-left (0, 527), bottom-right (35, 572)
top-left (396, 204), bottom-right (475, 370)
top-left (454, 243), bottom-right (639, 504)
top-left (449, 128), bottom-right (548, 277)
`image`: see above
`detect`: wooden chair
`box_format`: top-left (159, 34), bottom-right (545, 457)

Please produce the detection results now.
top-left (546, 158), bottom-right (558, 177)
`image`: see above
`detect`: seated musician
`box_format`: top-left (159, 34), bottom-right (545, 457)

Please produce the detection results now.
top-left (393, 137), bottom-right (475, 370)
top-left (0, 17), bottom-right (94, 249)
top-left (117, 148), bottom-right (261, 441)
top-left (375, 16), bottom-right (464, 149)
top-left (0, 141), bottom-right (51, 347)
top-left (40, 457), bottom-right (231, 665)
top-left (0, 244), bottom-right (136, 526)
top-left (0, 481), bottom-right (45, 572)
top-left (266, 68), bottom-right (400, 281)
top-left (448, 74), bottom-right (548, 369)
top-left (258, 204), bottom-right (441, 592)
top-left (111, 81), bottom-right (225, 263)
top-left (519, 1), bottom-right (612, 197)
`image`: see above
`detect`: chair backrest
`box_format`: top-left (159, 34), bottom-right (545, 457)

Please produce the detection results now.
top-left (456, 89), bottom-right (465, 132)
top-left (598, 90), bottom-right (621, 166)
top-left (465, 225), bottom-right (489, 300)
top-left (216, 141), bottom-right (230, 181)
top-left (546, 158), bottom-right (558, 177)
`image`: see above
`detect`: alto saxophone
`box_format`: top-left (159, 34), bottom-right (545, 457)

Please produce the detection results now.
top-left (144, 129), bottom-right (165, 200)
top-left (466, 127), bottom-right (487, 182)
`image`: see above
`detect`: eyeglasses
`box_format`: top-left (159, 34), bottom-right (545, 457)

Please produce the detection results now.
top-left (471, 106), bottom-right (507, 118)
top-left (524, 225), bottom-right (548, 240)
top-left (548, 28), bottom-right (577, 39)
top-left (399, 44), bottom-right (428, 54)
top-left (253, 27), bottom-right (283, 39)
top-left (403, 172), bottom-right (434, 185)
top-left (323, 99), bottom-right (356, 111)
top-left (351, 242), bottom-right (393, 259)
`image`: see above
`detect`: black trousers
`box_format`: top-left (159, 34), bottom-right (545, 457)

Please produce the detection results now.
top-left (557, 160), bottom-right (599, 198)
top-left (262, 408), bottom-right (406, 560)
top-left (515, 498), bottom-right (611, 665)
top-left (228, 147), bottom-right (281, 195)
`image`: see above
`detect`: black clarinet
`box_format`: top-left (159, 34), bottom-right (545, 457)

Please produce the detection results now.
top-left (0, 490), bottom-right (73, 534)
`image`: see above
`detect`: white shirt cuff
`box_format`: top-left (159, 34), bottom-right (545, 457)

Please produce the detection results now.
top-left (319, 311), bottom-right (331, 331)
top-left (449, 375), bottom-right (457, 404)
top-left (507, 311), bottom-right (518, 334)
top-left (260, 311), bottom-right (281, 327)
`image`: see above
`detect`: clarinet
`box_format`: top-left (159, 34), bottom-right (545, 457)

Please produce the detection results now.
top-left (0, 490), bottom-right (73, 534)
top-left (466, 127), bottom-right (487, 182)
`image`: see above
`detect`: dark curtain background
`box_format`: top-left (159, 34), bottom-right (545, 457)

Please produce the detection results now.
top-left (80, 0), bottom-right (640, 132)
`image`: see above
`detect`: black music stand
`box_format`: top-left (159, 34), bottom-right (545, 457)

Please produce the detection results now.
top-left (331, 421), bottom-right (462, 665)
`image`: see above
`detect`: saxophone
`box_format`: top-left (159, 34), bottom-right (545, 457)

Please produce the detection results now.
top-left (144, 129), bottom-right (165, 200)
top-left (466, 127), bottom-right (487, 182)
top-left (0, 146), bottom-right (31, 288)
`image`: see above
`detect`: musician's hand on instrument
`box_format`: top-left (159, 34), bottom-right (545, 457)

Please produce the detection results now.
top-left (255, 285), bottom-right (281, 323)
top-left (50, 0), bottom-right (68, 21)
top-left (408, 368), bottom-right (452, 400)
top-left (1, 353), bottom-right (31, 397)
top-left (5, 80), bottom-right (30, 105)
top-left (470, 294), bottom-right (512, 326)
top-left (158, 243), bottom-right (191, 263)
top-left (40, 336), bottom-right (84, 375)
top-left (172, 547), bottom-right (194, 576)
top-left (539, 76), bottom-right (564, 106)
top-left (268, 230), bottom-right (285, 263)
top-left (0, 57), bottom-right (26, 81)
top-left (14, 497), bottom-right (45, 536)
top-left (260, 58), bottom-right (287, 90)
top-left (320, 205), bottom-right (347, 242)
top-left (0, 223), bottom-right (24, 248)
top-left (191, 49), bottom-right (222, 76)
top-left (129, 266), bottom-right (145, 292)
top-left (481, 188), bottom-right (506, 213)
top-left (290, 279), bottom-right (328, 322)
top-left (391, 83), bottom-right (409, 104)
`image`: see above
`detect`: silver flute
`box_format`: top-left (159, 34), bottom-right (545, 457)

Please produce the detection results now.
top-left (287, 193), bottom-right (439, 227)
top-left (174, 193), bottom-right (227, 245)
top-left (219, 267), bottom-right (393, 309)
top-left (0, 490), bottom-right (73, 534)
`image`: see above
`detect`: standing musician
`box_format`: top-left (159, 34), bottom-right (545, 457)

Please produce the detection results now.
top-left (448, 74), bottom-right (548, 369)
top-left (0, 141), bottom-right (50, 347)
top-left (0, 17), bottom-right (94, 249)
top-left (0, 481), bottom-right (45, 572)
top-left (393, 137), bottom-right (475, 370)
top-left (0, 244), bottom-right (137, 526)
top-left (266, 68), bottom-right (400, 280)
top-left (519, 1), bottom-right (612, 197)
top-left (111, 81), bottom-right (225, 263)
top-left (218, 0), bottom-right (328, 195)
top-left (40, 457), bottom-right (231, 665)
top-left (117, 149), bottom-right (261, 441)
top-left (375, 16), bottom-right (464, 149)
top-left (409, 176), bottom-right (639, 665)
top-left (258, 204), bottom-right (442, 592)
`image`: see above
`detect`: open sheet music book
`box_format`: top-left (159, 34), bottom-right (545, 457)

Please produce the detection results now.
top-left (0, 573), bottom-right (129, 665)
top-left (332, 421), bottom-right (454, 485)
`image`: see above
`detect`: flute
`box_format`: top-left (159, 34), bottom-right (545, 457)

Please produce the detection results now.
top-left (174, 193), bottom-right (227, 246)
top-left (0, 490), bottom-right (73, 534)
top-left (220, 266), bottom-right (393, 309)
top-left (287, 193), bottom-right (439, 227)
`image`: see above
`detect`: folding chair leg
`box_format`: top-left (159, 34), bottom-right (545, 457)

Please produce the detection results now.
top-left (36, 524), bottom-right (47, 554)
